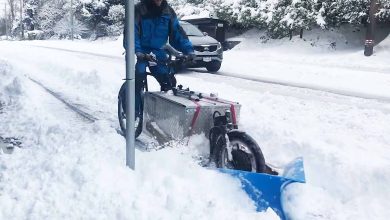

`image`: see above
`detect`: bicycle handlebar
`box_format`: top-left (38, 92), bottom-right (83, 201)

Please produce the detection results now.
top-left (138, 44), bottom-right (194, 67)
top-left (144, 53), bottom-right (193, 68)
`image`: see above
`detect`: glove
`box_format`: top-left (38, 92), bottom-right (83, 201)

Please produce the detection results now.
top-left (136, 52), bottom-right (156, 62)
top-left (135, 52), bottom-right (145, 60)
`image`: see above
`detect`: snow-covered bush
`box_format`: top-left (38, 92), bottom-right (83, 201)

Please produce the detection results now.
top-left (173, 0), bottom-right (390, 39)
top-left (9, 0), bottom-right (389, 39)
top-left (106, 23), bottom-right (123, 36)
top-left (53, 16), bottom-right (88, 39)
top-left (377, 0), bottom-right (390, 22)
top-left (105, 4), bottom-right (125, 36)
top-left (79, 0), bottom-right (124, 38)
top-left (107, 5), bottom-right (125, 23)
top-left (36, 1), bottom-right (66, 38)
top-left (26, 30), bottom-right (44, 40)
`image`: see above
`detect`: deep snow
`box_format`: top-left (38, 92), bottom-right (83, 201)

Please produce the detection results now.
top-left (0, 60), bottom-right (277, 219)
top-left (1, 28), bottom-right (390, 219)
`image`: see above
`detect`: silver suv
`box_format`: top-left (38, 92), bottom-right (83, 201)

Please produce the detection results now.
top-left (180, 21), bottom-right (223, 72)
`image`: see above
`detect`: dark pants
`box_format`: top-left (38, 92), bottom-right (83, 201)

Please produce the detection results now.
top-left (134, 59), bottom-right (176, 117)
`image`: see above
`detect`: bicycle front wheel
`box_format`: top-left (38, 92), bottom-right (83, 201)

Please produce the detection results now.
top-left (118, 82), bottom-right (143, 138)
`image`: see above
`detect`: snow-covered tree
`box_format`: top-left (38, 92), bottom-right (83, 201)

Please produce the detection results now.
top-left (262, 0), bottom-right (292, 38)
top-left (312, 0), bottom-right (369, 27)
top-left (172, 0), bottom-right (389, 39)
top-left (106, 4), bottom-right (125, 36)
top-left (107, 4), bottom-right (124, 23)
top-left (24, 1), bottom-right (39, 31)
top-left (0, 18), bottom-right (6, 36)
top-left (7, 0), bottom-right (389, 39)
top-left (283, 0), bottom-right (315, 31)
top-left (79, 0), bottom-right (124, 38)
top-left (236, 0), bottom-right (265, 28)
top-left (339, 0), bottom-right (369, 25)
top-left (7, 0), bottom-right (17, 24)
top-left (53, 15), bottom-right (88, 39)
top-left (211, 0), bottom-right (240, 26)
top-left (377, 0), bottom-right (390, 22)
top-left (36, 0), bottom-right (66, 37)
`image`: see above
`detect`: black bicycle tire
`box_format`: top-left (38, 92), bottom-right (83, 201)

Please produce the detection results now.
top-left (118, 82), bottom-right (143, 138)
top-left (216, 131), bottom-right (266, 173)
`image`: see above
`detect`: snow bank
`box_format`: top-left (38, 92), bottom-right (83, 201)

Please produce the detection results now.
top-left (0, 59), bottom-right (277, 219)
top-left (0, 61), bottom-right (24, 105)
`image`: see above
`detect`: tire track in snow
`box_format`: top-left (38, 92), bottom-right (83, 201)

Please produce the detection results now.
top-left (27, 45), bottom-right (124, 61)
top-left (28, 77), bottom-right (98, 123)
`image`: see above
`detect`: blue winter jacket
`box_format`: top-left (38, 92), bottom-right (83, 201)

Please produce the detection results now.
top-left (124, 2), bottom-right (194, 55)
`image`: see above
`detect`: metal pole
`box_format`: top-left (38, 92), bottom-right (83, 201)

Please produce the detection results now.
top-left (19, 0), bottom-right (23, 39)
top-left (70, 0), bottom-right (74, 40)
top-left (364, 0), bottom-right (378, 56)
top-left (125, 0), bottom-right (135, 169)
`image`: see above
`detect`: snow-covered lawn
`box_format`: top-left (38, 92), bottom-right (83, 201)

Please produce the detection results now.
top-left (0, 29), bottom-right (389, 219)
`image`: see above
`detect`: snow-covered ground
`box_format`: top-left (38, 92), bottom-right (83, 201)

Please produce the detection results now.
top-left (1, 28), bottom-right (390, 219)
top-left (223, 28), bottom-right (390, 101)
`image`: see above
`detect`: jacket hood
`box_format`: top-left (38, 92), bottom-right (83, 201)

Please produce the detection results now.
top-left (141, 0), bottom-right (168, 16)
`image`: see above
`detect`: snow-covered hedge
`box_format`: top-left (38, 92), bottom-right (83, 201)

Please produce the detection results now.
top-left (6, 0), bottom-right (390, 39)
top-left (172, 0), bottom-right (390, 38)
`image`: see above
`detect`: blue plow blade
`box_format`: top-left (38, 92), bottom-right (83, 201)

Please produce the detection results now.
top-left (218, 157), bottom-right (305, 220)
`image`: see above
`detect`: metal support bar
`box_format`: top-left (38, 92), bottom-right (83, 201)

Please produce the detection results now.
top-left (125, 0), bottom-right (135, 169)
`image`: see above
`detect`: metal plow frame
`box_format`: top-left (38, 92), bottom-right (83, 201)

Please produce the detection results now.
top-left (218, 157), bottom-right (306, 220)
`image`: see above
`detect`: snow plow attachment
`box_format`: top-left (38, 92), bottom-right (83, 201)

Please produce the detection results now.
top-left (219, 157), bottom-right (305, 220)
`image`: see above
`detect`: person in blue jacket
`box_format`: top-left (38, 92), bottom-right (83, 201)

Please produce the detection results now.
top-left (124, 0), bottom-right (195, 118)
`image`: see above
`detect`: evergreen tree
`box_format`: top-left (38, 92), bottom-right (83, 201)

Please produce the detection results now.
top-left (53, 15), bottom-right (87, 39)
top-left (377, 0), bottom-right (390, 22)
top-left (313, 0), bottom-right (369, 27)
top-left (8, 0), bottom-right (390, 39)
top-left (212, 0), bottom-right (240, 27)
top-left (264, 0), bottom-right (291, 38)
top-left (36, 0), bottom-right (67, 37)
top-left (79, 0), bottom-right (124, 38)
top-left (284, 0), bottom-right (315, 31)
top-left (106, 4), bottom-right (125, 36)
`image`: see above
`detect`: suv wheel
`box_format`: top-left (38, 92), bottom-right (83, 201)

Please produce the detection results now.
top-left (206, 61), bottom-right (221, 72)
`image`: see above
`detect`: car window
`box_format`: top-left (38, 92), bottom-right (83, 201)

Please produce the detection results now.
top-left (180, 23), bottom-right (204, 37)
